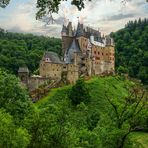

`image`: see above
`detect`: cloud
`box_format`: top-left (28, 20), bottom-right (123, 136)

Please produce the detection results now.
top-left (106, 13), bottom-right (135, 21)
top-left (0, 0), bottom-right (148, 37)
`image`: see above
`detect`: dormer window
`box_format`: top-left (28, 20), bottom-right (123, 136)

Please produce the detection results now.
top-left (45, 58), bottom-right (51, 62)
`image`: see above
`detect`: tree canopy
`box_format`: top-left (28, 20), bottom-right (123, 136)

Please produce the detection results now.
top-left (112, 18), bottom-right (148, 85)
top-left (0, 30), bottom-right (61, 74)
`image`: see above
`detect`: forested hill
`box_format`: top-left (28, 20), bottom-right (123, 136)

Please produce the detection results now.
top-left (0, 29), bottom-right (61, 74)
top-left (112, 18), bottom-right (148, 85)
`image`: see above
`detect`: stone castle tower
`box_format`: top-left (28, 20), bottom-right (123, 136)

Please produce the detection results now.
top-left (61, 21), bottom-right (115, 76)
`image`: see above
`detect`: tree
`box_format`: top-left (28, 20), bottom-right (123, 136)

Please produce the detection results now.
top-left (0, 109), bottom-right (30, 147)
top-left (95, 85), bottom-right (148, 148)
top-left (117, 66), bottom-right (128, 75)
top-left (113, 18), bottom-right (148, 84)
top-left (0, 69), bottom-right (32, 121)
top-left (0, 0), bottom-right (10, 8)
top-left (24, 101), bottom-right (78, 148)
top-left (68, 78), bottom-right (90, 105)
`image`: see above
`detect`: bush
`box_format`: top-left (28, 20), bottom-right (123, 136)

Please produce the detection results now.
top-left (68, 78), bottom-right (90, 105)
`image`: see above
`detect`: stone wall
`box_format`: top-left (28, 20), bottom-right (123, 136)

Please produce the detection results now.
top-left (28, 76), bottom-right (50, 91)
top-left (40, 60), bottom-right (79, 84)
top-left (40, 61), bottom-right (63, 80)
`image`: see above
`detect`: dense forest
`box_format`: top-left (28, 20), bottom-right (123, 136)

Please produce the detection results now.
top-left (0, 29), bottom-right (62, 74)
top-left (112, 18), bottom-right (148, 85)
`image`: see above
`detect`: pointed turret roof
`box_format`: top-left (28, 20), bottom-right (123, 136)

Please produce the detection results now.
top-left (68, 38), bottom-right (81, 53)
top-left (18, 67), bottom-right (29, 73)
top-left (76, 22), bottom-right (84, 37)
top-left (65, 38), bottom-right (81, 63)
top-left (61, 24), bottom-right (67, 33)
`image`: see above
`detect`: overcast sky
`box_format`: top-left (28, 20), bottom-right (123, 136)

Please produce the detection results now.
top-left (0, 0), bottom-right (148, 37)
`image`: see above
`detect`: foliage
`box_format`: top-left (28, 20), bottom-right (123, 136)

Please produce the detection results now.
top-left (0, 0), bottom-right (10, 8)
top-left (112, 18), bottom-right (148, 84)
top-left (0, 30), bottom-right (61, 74)
top-left (0, 69), bottom-right (33, 121)
top-left (0, 68), bottom-right (147, 147)
top-left (0, 109), bottom-right (30, 148)
top-left (124, 132), bottom-right (148, 148)
top-left (68, 78), bottom-right (90, 105)
top-left (94, 85), bottom-right (147, 148)
top-left (36, 76), bottom-right (147, 148)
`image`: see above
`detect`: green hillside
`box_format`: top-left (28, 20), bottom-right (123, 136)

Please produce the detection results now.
top-left (35, 76), bottom-right (147, 148)
top-left (0, 70), bottom-right (147, 147)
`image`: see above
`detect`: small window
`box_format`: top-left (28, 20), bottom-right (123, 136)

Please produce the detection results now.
top-left (98, 52), bottom-right (100, 55)
top-left (94, 51), bottom-right (96, 54)
top-left (102, 53), bottom-right (104, 55)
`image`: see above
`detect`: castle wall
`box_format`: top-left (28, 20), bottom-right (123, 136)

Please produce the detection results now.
top-left (40, 61), bottom-right (79, 84)
top-left (91, 45), bottom-right (115, 75)
top-left (28, 77), bottom-right (50, 91)
top-left (40, 61), bottom-right (63, 80)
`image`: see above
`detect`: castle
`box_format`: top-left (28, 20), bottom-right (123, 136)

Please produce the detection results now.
top-left (18, 21), bottom-right (115, 91)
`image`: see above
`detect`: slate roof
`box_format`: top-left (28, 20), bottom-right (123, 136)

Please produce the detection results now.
top-left (43, 51), bottom-right (63, 64)
top-left (61, 24), bottom-right (67, 33)
top-left (65, 38), bottom-right (81, 63)
top-left (67, 39), bottom-right (81, 53)
top-left (76, 22), bottom-right (84, 37)
top-left (18, 67), bottom-right (29, 73)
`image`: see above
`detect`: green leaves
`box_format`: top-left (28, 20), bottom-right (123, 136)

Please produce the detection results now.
top-left (0, 30), bottom-right (61, 74)
top-left (0, 70), bottom-right (32, 121)
top-left (0, 0), bottom-right (10, 8)
top-left (68, 78), bottom-right (91, 105)
top-left (0, 109), bottom-right (30, 147)
top-left (113, 18), bottom-right (148, 84)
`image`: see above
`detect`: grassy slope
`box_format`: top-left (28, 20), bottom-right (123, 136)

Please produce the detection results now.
top-left (36, 76), bottom-right (131, 108)
top-left (35, 76), bottom-right (147, 147)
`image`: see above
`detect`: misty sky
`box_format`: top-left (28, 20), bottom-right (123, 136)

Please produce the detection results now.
top-left (0, 0), bottom-right (148, 37)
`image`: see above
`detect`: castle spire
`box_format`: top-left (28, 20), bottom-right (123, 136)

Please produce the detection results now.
top-left (76, 21), bottom-right (84, 37)
top-left (61, 24), bottom-right (67, 36)
top-left (67, 21), bottom-right (73, 37)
